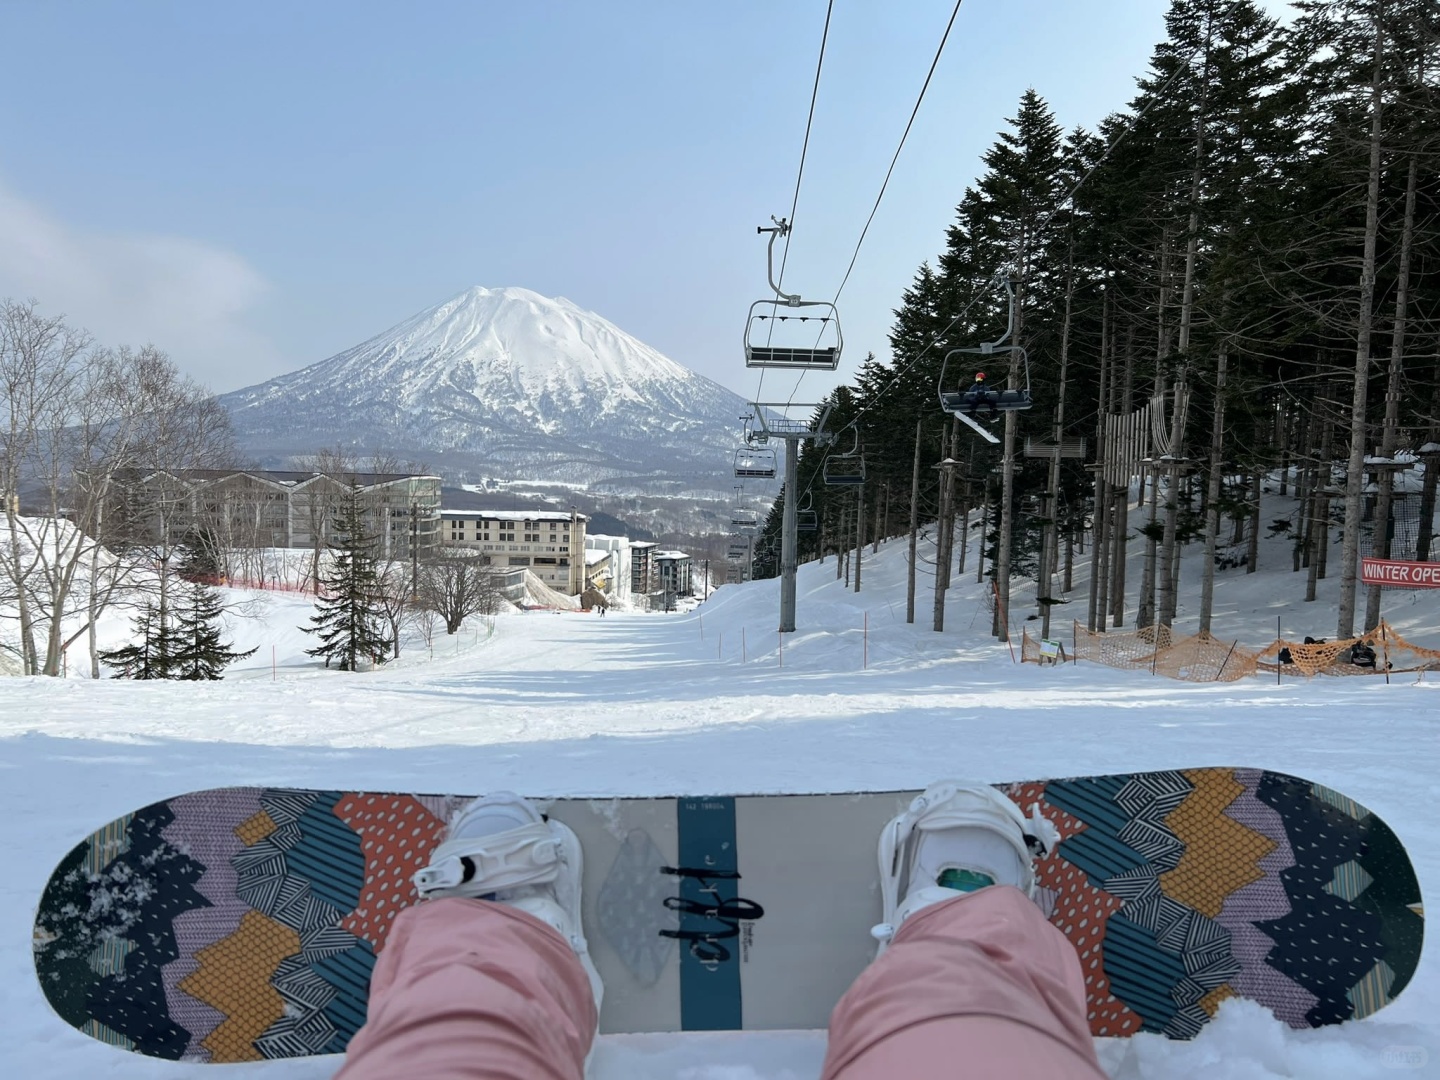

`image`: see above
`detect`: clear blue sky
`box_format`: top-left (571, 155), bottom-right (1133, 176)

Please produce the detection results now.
top-left (0, 1), bottom-right (1292, 400)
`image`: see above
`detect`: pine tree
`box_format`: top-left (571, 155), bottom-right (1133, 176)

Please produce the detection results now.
top-left (99, 601), bottom-right (182, 679)
top-left (303, 491), bottom-right (392, 671)
top-left (171, 578), bottom-right (257, 679)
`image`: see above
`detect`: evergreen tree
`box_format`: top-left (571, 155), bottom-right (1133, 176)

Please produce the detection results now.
top-left (303, 491), bottom-right (392, 670)
top-left (99, 601), bottom-right (182, 679)
top-left (171, 578), bottom-right (257, 679)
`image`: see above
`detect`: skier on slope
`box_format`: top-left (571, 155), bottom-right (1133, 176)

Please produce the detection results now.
top-left (332, 782), bottom-right (1107, 1080)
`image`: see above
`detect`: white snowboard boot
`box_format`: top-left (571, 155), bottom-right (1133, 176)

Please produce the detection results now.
top-left (870, 780), bottom-right (1061, 955)
top-left (412, 792), bottom-right (604, 1013)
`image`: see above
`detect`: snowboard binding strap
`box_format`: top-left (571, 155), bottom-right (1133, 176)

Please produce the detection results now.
top-left (413, 821), bottom-right (562, 899)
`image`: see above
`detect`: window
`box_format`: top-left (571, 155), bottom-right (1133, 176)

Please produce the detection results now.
top-left (534, 557), bottom-right (557, 565)
top-left (508, 556), bottom-right (530, 566)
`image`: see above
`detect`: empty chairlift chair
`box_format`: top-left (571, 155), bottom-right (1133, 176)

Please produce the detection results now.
top-left (822, 431), bottom-right (866, 486)
top-left (733, 446), bottom-right (777, 480)
top-left (731, 509), bottom-right (758, 534)
top-left (796, 492), bottom-right (818, 532)
top-left (744, 218), bottom-right (842, 371)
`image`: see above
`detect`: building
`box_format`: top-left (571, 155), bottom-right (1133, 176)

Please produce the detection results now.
top-left (630, 541), bottom-right (658, 597)
top-left (439, 509), bottom-right (587, 594)
top-left (98, 468), bottom-right (442, 558)
top-left (655, 550), bottom-right (694, 599)
top-left (584, 533), bottom-right (632, 603)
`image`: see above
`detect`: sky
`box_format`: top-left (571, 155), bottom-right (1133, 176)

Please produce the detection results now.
top-left (0, 1), bottom-right (1297, 402)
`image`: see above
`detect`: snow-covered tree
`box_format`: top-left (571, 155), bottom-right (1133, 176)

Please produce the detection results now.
top-left (303, 491), bottom-right (391, 670)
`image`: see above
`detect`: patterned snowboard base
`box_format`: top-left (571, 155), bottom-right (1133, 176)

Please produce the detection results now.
top-left (33, 769), bottom-right (1423, 1062)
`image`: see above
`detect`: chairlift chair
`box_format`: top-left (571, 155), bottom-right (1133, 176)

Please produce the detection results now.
top-left (936, 277), bottom-right (1033, 442)
top-left (796, 491), bottom-right (818, 532)
top-left (822, 429), bottom-right (866, 486)
top-left (744, 219), bottom-right (842, 370)
top-left (733, 446), bottom-right (777, 480)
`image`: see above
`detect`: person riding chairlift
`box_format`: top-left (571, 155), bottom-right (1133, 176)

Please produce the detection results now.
top-left (963, 370), bottom-right (997, 417)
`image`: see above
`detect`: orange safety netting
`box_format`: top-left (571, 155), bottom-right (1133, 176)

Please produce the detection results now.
top-left (1254, 621), bottom-right (1440, 677)
top-left (1022, 619), bottom-right (1440, 681)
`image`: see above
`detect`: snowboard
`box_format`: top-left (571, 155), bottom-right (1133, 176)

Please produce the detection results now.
top-left (34, 769), bottom-right (1423, 1063)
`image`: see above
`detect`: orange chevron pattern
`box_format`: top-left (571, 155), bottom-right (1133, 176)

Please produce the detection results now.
top-left (232, 809), bottom-right (278, 847)
top-left (177, 910), bottom-right (300, 1063)
top-left (1161, 769), bottom-right (1275, 919)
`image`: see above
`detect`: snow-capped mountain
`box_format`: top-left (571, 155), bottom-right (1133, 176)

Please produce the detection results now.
top-left (220, 286), bottom-right (761, 491)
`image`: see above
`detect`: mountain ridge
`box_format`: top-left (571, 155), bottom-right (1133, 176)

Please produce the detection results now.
top-left (219, 286), bottom-right (765, 494)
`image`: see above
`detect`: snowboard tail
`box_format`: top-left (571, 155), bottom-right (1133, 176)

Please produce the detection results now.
top-left (33, 769), bottom-right (1423, 1061)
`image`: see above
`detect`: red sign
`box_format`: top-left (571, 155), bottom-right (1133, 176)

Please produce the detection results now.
top-left (1361, 558), bottom-right (1440, 588)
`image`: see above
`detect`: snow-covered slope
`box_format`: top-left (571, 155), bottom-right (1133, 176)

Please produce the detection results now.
top-left (4, 511), bottom-right (1438, 1080)
top-left (220, 287), bottom-right (756, 489)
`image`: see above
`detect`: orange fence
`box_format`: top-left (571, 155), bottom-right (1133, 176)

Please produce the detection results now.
top-left (1022, 619), bottom-right (1440, 682)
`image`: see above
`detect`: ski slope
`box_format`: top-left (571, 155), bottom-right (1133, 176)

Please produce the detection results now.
top-left (3, 524), bottom-right (1437, 1079)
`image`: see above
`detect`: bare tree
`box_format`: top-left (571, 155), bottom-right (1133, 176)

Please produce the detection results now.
top-left (416, 553), bottom-right (502, 634)
top-left (1, 301), bottom-right (238, 675)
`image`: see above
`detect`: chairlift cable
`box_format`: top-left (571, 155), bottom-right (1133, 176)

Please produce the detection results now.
top-left (829, 0), bottom-right (965, 311)
top-left (777, 47), bottom-right (1197, 518)
top-left (755, 0), bottom-right (836, 410)
top-left (782, 0), bottom-right (963, 416)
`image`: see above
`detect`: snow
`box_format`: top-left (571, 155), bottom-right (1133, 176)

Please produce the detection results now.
top-left (4, 507), bottom-right (1439, 1079)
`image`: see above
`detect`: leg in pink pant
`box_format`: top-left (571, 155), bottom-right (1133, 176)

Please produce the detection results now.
top-left (821, 886), bottom-right (1107, 1080)
top-left (335, 897), bottom-right (596, 1080)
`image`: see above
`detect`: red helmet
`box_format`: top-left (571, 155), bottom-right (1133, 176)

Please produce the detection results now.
top-left (975, 371), bottom-right (986, 380)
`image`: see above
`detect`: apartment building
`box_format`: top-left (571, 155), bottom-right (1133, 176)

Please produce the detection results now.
top-left (97, 468), bottom-right (442, 557)
top-left (440, 509), bottom-right (587, 594)
top-left (655, 550), bottom-right (694, 598)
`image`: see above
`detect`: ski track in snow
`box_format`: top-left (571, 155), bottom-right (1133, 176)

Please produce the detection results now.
top-left (4, 531), bottom-right (1438, 1079)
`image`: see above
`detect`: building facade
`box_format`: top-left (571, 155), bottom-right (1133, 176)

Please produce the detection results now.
top-left (584, 534), bottom-right (632, 602)
top-left (439, 509), bottom-right (587, 594)
top-left (630, 541), bottom-right (658, 597)
top-left (655, 551), bottom-right (693, 598)
top-left (100, 468), bottom-right (442, 558)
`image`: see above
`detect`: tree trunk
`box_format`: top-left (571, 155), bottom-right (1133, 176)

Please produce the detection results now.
top-left (853, 483), bottom-right (864, 593)
top-left (1364, 152), bottom-right (1416, 630)
top-left (1041, 251), bottom-right (1075, 639)
top-left (906, 420), bottom-right (922, 624)
top-left (1246, 471), bottom-right (1261, 574)
top-left (933, 460), bottom-right (952, 633)
top-left (1337, 7), bottom-right (1387, 639)
top-left (1157, 378), bottom-right (1188, 627)
top-left (1199, 343), bottom-right (1229, 633)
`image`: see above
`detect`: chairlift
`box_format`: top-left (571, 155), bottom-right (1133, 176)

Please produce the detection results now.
top-left (727, 542), bottom-right (750, 561)
top-left (822, 429), bottom-right (866, 486)
top-left (744, 218), bottom-right (842, 370)
top-left (937, 277), bottom-right (1032, 441)
top-left (733, 446), bottom-right (777, 480)
top-left (796, 490), bottom-right (818, 532)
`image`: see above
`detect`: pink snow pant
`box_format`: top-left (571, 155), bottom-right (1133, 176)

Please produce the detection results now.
top-left (336, 887), bottom-right (1105, 1080)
